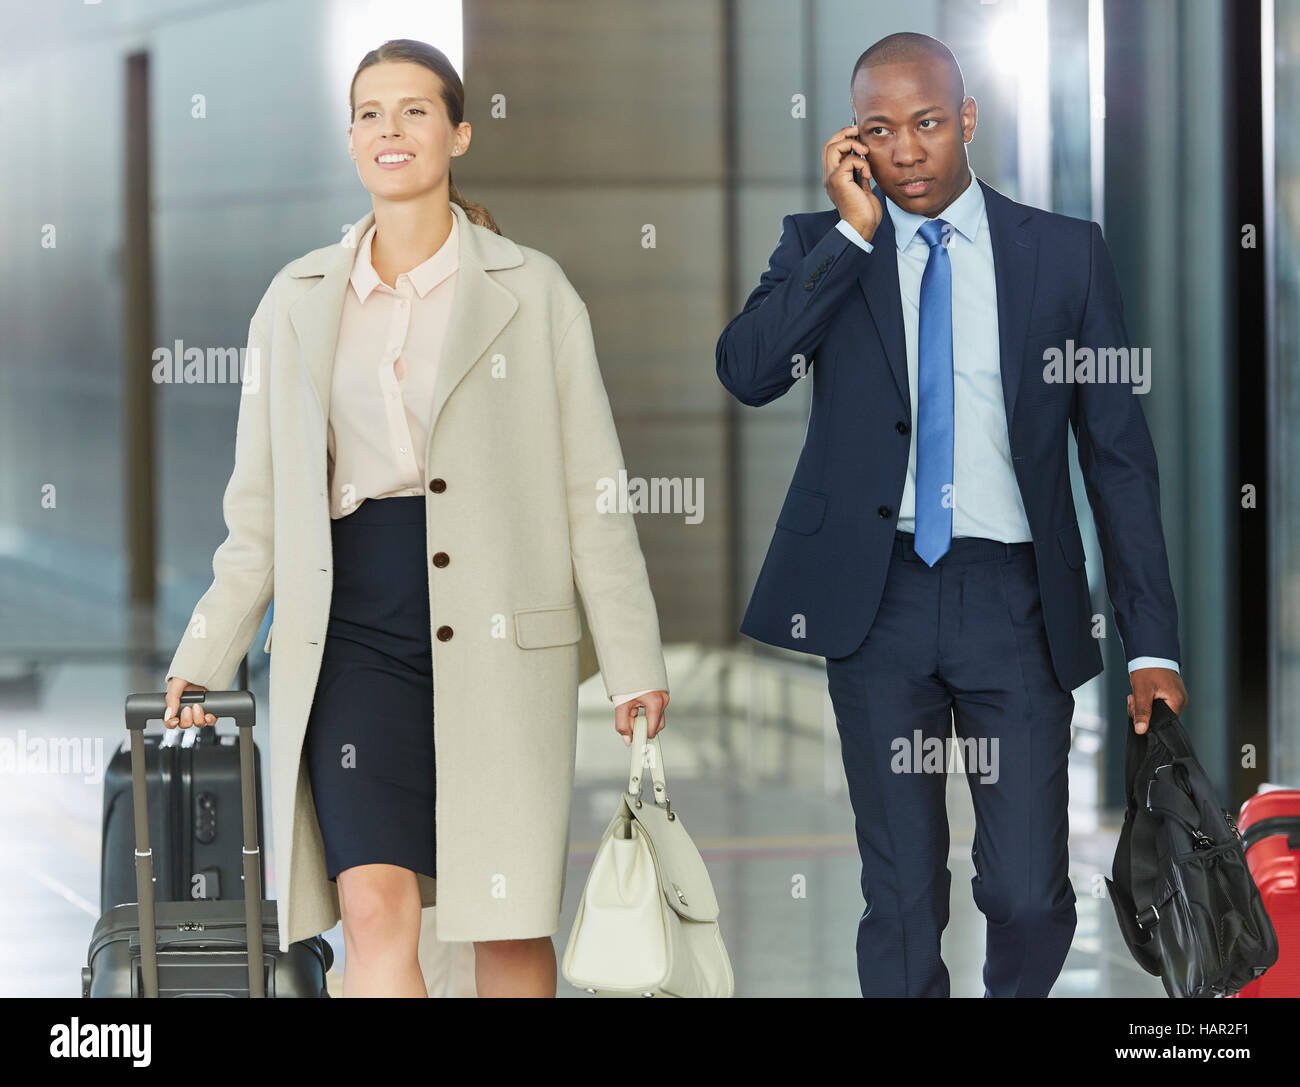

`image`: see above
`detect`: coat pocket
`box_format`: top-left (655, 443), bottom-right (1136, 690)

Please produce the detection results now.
top-left (1026, 311), bottom-right (1076, 337)
top-left (775, 486), bottom-right (828, 536)
top-left (514, 604), bottom-right (582, 649)
top-left (1056, 521), bottom-right (1086, 570)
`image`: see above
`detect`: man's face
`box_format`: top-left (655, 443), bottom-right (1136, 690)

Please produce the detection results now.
top-left (850, 59), bottom-right (976, 218)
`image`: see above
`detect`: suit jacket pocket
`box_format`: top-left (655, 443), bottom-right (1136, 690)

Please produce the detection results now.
top-left (1027, 312), bottom-right (1076, 337)
top-left (776, 486), bottom-right (828, 536)
top-left (1056, 521), bottom-right (1087, 570)
top-left (514, 604), bottom-right (583, 649)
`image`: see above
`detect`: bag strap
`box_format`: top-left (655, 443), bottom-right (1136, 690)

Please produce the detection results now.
top-left (124, 689), bottom-right (265, 999)
top-left (1114, 705), bottom-right (1173, 942)
top-left (626, 711), bottom-right (673, 818)
top-left (1145, 698), bottom-right (1197, 761)
top-left (1147, 764), bottom-right (1204, 836)
top-left (1123, 714), bottom-right (1151, 814)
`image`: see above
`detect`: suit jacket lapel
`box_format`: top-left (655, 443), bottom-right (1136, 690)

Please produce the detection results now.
top-left (855, 177), bottom-right (1040, 435)
top-left (979, 177), bottom-right (1037, 435)
top-left (284, 202), bottom-right (524, 468)
top-left (856, 184), bottom-right (910, 409)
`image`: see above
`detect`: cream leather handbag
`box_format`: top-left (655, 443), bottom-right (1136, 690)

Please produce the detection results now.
top-left (562, 713), bottom-right (734, 997)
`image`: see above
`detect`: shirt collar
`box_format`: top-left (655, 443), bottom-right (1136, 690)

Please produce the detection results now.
top-left (884, 171), bottom-right (984, 252)
top-left (350, 210), bottom-right (460, 302)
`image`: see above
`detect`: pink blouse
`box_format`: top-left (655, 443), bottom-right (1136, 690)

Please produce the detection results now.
top-left (326, 212), bottom-right (654, 708)
top-left (327, 215), bottom-right (459, 519)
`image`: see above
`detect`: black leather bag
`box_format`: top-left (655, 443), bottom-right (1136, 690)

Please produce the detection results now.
top-left (1105, 698), bottom-right (1278, 997)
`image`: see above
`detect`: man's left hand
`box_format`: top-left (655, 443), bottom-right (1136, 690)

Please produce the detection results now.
top-left (1127, 668), bottom-right (1188, 734)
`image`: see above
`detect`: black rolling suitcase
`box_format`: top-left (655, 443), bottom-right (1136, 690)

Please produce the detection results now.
top-left (83, 689), bottom-right (333, 997)
top-left (100, 710), bottom-right (265, 911)
top-left (101, 656), bottom-right (263, 912)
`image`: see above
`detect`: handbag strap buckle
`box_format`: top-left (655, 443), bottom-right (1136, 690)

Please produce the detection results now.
top-left (1135, 903), bottom-right (1160, 931)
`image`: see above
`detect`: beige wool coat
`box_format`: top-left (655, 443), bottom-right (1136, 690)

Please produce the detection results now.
top-left (166, 201), bottom-right (670, 950)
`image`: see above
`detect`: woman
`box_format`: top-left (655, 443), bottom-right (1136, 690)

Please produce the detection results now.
top-left (161, 39), bottom-right (670, 998)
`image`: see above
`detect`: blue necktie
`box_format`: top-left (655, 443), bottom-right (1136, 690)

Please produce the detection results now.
top-left (914, 218), bottom-right (954, 566)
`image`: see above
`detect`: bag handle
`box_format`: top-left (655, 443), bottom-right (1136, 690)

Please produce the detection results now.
top-left (625, 711), bottom-right (674, 820)
top-left (123, 688), bottom-right (265, 998)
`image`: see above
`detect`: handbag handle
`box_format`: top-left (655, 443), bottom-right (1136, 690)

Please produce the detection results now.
top-left (626, 710), bottom-right (673, 820)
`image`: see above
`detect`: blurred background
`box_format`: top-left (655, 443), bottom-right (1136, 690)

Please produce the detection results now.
top-left (0, 0), bottom-right (1295, 997)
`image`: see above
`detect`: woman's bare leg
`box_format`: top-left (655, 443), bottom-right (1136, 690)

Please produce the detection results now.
top-left (336, 863), bottom-right (426, 997)
top-left (472, 936), bottom-right (556, 997)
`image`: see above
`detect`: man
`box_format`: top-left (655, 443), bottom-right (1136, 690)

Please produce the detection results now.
top-left (715, 32), bottom-right (1188, 997)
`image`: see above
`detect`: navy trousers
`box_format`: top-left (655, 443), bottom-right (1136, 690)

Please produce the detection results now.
top-left (824, 530), bottom-right (1078, 997)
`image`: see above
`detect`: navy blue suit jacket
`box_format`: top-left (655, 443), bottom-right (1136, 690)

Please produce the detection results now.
top-left (715, 177), bottom-right (1181, 692)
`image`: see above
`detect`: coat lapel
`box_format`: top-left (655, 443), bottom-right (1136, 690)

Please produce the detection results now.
top-left (284, 202), bottom-right (524, 466)
top-left (979, 177), bottom-right (1037, 434)
top-left (856, 184), bottom-right (909, 409)
top-left (855, 176), bottom-right (1039, 434)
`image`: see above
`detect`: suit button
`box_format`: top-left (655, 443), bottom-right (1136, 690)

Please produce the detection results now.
top-left (878, 506), bottom-right (892, 518)
top-left (432, 552), bottom-right (449, 568)
top-left (895, 420), bottom-right (910, 435)
top-left (428, 478), bottom-right (446, 493)
top-left (436, 626), bottom-right (454, 641)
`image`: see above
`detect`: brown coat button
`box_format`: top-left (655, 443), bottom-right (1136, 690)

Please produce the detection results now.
top-left (428, 478), bottom-right (446, 493)
top-left (436, 625), bottom-right (454, 641)
top-left (432, 552), bottom-right (449, 568)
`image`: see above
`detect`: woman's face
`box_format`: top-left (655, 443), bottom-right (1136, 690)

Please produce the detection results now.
top-left (347, 60), bottom-right (470, 202)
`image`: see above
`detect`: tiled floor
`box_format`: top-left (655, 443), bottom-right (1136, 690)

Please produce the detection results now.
top-left (0, 646), bottom-right (1162, 998)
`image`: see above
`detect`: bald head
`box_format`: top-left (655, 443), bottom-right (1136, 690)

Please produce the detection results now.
top-left (851, 32), bottom-right (965, 112)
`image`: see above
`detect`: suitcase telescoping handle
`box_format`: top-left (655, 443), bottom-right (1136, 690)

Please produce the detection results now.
top-left (123, 690), bottom-right (265, 998)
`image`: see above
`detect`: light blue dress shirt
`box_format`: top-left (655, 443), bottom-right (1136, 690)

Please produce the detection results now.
top-left (833, 174), bottom-right (1178, 676)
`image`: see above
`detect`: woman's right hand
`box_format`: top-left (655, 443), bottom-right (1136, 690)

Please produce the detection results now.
top-left (164, 676), bottom-right (217, 729)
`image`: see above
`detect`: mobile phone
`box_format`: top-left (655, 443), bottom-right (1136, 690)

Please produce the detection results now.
top-left (849, 115), bottom-right (866, 186)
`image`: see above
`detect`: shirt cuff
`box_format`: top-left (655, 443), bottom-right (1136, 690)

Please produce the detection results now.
top-left (610, 688), bottom-right (657, 707)
top-left (1127, 657), bottom-right (1180, 674)
top-left (835, 219), bottom-right (874, 253)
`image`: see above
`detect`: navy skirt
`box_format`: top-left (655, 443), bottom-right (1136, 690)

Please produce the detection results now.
top-left (304, 495), bottom-right (436, 882)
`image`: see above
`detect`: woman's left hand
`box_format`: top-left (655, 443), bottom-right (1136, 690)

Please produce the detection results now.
top-left (615, 690), bottom-right (669, 746)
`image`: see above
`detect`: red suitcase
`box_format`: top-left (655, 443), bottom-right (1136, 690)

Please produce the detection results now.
top-left (1233, 788), bottom-right (1300, 997)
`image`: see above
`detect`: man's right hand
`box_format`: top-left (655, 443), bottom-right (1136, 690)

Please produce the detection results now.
top-left (164, 675), bottom-right (216, 729)
top-left (823, 126), bottom-right (882, 245)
